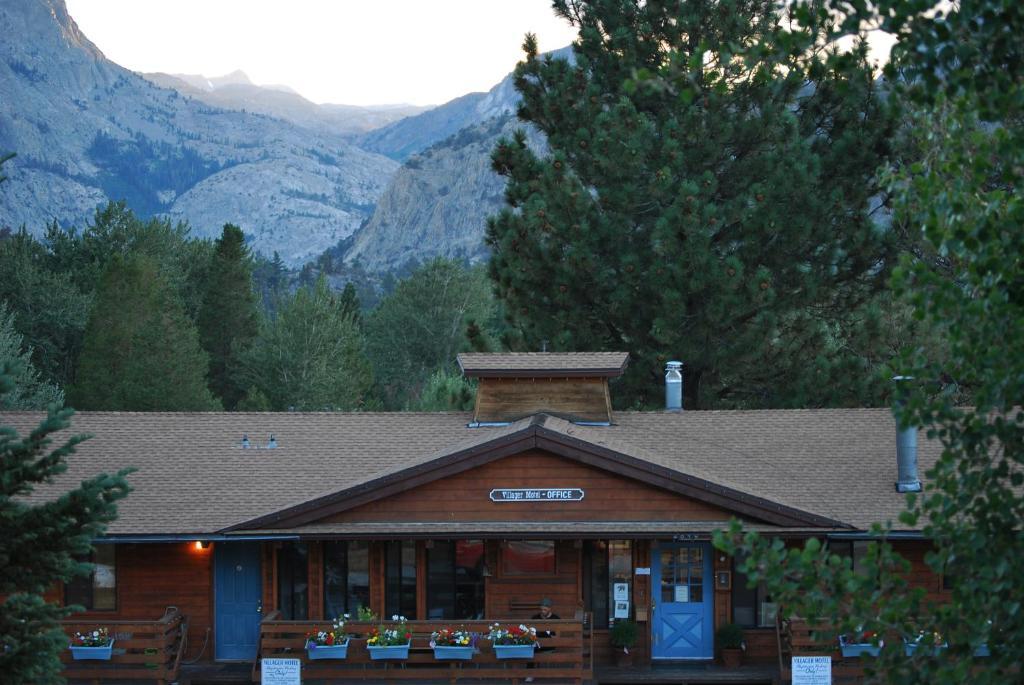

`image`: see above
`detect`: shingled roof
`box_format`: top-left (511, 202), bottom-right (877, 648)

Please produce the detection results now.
top-left (457, 351), bottom-right (629, 377)
top-left (2, 407), bottom-right (933, 537)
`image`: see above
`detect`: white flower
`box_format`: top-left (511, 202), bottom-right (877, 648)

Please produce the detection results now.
top-left (92, 631), bottom-right (99, 638)
top-left (343, 613), bottom-right (350, 619)
top-left (392, 615), bottom-right (399, 621)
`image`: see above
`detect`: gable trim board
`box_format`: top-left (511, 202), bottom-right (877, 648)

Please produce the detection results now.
top-left (225, 414), bottom-right (850, 532)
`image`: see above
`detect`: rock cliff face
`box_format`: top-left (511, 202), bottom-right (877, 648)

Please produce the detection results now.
top-left (343, 117), bottom-right (545, 273)
top-left (0, 0), bottom-right (398, 265)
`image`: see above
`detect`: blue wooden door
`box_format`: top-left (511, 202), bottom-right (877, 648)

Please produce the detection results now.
top-left (215, 542), bottom-right (262, 661)
top-left (651, 542), bottom-right (714, 659)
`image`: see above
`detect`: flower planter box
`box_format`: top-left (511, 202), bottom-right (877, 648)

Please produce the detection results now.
top-left (306, 639), bottom-right (349, 660)
top-left (904, 641), bottom-right (947, 657)
top-left (838, 636), bottom-right (881, 658)
top-left (974, 644), bottom-right (990, 658)
top-left (367, 642), bottom-right (411, 660)
top-left (493, 643), bottom-right (536, 659)
top-left (433, 645), bottom-right (475, 660)
top-left (70, 640), bottom-right (115, 660)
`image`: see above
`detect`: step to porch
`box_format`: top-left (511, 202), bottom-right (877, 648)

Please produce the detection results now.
top-left (595, 664), bottom-right (778, 685)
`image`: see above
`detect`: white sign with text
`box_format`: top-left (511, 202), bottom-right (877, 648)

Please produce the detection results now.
top-left (792, 656), bottom-right (832, 685)
top-left (261, 658), bottom-right (300, 685)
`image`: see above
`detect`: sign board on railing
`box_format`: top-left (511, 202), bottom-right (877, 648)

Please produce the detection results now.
top-left (792, 656), bottom-right (831, 685)
top-left (262, 658), bottom-right (300, 685)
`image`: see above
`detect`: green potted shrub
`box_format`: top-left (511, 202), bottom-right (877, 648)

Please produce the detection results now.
top-left (610, 619), bottom-right (638, 667)
top-left (716, 623), bottom-right (745, 668)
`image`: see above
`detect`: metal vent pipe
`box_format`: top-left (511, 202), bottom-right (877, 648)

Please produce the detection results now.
top-left (893, 376), bottom-right (922, 493)
top-left (665, 361), bottom-right (683, 412)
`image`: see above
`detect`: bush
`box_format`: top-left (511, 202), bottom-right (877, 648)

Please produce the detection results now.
top-left (610, 619), bottom-right (638, 649)
top-left (715, 623), bottom-right (744, 649)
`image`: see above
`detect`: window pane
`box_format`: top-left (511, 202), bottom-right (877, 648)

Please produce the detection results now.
top-left (503, 540), bottom-right (555, 575)
top-left (454, 540), bottom-right (484, 619)
top-left (583, 541), bottom-right (609, 626)
top-left (65, 558), bottom-right (94, 610)
top-left (277, 543), bottom-right (308, 620)
top-left (385, 541), bottom-right (416, 619)
top-left (608, 540), bottom-right (631, 624)
top-left (92, 545), bottom-right (117, 610)
top-left (731, 552), bottom-right (761, 627)
top-left (427, 541), bottom-right (455, 619)
top-left (324, 541), bottom-right (370, 618)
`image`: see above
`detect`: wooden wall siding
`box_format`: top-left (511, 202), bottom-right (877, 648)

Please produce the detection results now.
top-left (67, 543), bottom-right (212, 663)
top-left (474, 377), bottom-right (612, 424)
top-left (484, 540), bottom-right (580, 621)
top-left (325, 450), bottom-right (733, 523)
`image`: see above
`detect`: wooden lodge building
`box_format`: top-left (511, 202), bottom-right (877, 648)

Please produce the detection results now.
top-left (8, 352), bottom-right (950, 683)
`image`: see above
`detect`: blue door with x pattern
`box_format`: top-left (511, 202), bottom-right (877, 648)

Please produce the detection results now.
top-left (651, 542), bottom-right (713, 659)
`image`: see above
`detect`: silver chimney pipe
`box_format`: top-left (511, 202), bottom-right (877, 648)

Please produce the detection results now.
top-left (665, 361), bottom-right (683, 411)
top-left (893, 376), bottom-right (922, 493)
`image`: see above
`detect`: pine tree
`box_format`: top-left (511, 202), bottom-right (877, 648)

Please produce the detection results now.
top-left (486, 0), bottom-right (898, 408)
top-left (0, 305), bottom-right (63, 409)
top-left (0, 365), bottom-right (131, 683)
top-left (238, 276), bottom-right (373, 411)
top-left (71, 253), bottom-right (220, 410)
top-left (197, 224), bottom-right (259, 409)
top-left (338, 282), bottom-right (362, 326)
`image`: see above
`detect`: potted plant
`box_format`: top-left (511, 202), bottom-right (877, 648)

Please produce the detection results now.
top-left (716, 623), bottom-right (745, 668)
top-left (839, 628), bottom-right (883, 658)
top-left (488, 623), bottom-right (538, 659)
top-left (69, 627), bottom-right (114, 660)
top-left (904, 630), bottom-right (947, 657)
top-left (366, 615), bottom-right (412, 660)
top-left (305, 615), bottom-right (350, 660)
top-left (609, 619), bottom-right (638, 667)
top-left (430, 627), bottom-right (476, 660)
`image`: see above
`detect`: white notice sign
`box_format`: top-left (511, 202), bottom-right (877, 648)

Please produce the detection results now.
top-left (635, 567), bottom-right (651, 576)
top-left (614, 600), bottom-right (630, 619)
top-left (673, 585), bottom-right (689, 603)
top-left (613, 583), bottom-right (630, 601)
top-left (792, 656), bottom-right (832, 685)
top-left (262, 658), bottom-right (300, 685)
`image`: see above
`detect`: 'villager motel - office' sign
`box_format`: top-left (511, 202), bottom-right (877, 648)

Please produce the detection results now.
top-left (489, 488), bottom-right (585, 502)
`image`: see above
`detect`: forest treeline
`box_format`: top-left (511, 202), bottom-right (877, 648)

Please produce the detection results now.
top-left (0, 201), bottom-right (499, 412)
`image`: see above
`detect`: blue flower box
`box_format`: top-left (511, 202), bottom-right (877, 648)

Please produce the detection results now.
top-left (974, 644), bottom-right (990, 657)
top-left (433, 645), bottom-right (475, 660)
top-left (838, 635), bottom-right (881, 657)
top-left (306, 639), bottom-right (349, 660)
top-left (493, 643), bottom-right (536, 659)
top-left (904, 641), bottom-right (946, 657)
top-left (70, 640), bottom-right (115, 660)
top-left (367, 642), bottom-right (411, 660)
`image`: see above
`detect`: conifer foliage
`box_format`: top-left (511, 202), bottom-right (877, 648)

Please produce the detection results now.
top-left (487, 0), bottom-right (897, 408)
top-left (0, 368), bottom-right (131, 683)
top-left (71, 253), bottom-right (220, 410)
top-left (197, 224), bottom-right (259, 409)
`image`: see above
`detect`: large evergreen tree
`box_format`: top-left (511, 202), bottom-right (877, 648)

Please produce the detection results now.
top-left (0, 305), bottom-right (63, 409)
top-left (0, 366), bottom-right (132, 683)
top-left (197, 224), bottom-right (259, 409)
top-left (487, 0), bottom-right (898, 408)
top-left (364, 258), bottom-right (496, 408)
top-left (238, 276), bottom-right (373, 411)
top-left (71, 253), bottom-right (220, 410)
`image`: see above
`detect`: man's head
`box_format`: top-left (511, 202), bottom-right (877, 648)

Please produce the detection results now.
top-left (538, 597), bottom-right (553, 617)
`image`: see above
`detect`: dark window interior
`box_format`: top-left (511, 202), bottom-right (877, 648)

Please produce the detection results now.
top-left (502, 540), bottom-right (556, 575)
top-left (426, 540), bottom-right (485, 620)
top-left (277, 542), bottom-right (309, 620)
top-left (324, 541), bottom-right (370, 618)
top-left (385, 540), bottom-right (417, 619)
top-left (65, 545), bottom-right (116, 611)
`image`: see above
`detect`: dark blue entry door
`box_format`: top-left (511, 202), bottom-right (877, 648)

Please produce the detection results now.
top-left (215, 542), bottom-right (262, 661)
top-left (651, 542), bottom-right (714, 659)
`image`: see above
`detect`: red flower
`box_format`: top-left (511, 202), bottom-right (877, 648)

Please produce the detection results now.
top-left (326, 634), bottom-right (334, 645)
top-left (405, 632), bottom-right (412, 639)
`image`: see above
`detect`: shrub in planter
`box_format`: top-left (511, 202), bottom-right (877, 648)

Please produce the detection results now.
top-left (610, 619), bottom-right (638, 666)
top-left (716, 623), bottom-right (745, 668)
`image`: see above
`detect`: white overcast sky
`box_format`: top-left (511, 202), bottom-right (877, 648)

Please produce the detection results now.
top-left (65, 0), bottom-right (579, 107)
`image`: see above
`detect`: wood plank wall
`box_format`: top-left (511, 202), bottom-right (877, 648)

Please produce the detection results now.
top-left (325, 450), bottom-right (733, 523)
top-left (65, 542), bottom-right (213, 663)
top-left (474, 377), bottom-right (612, 424)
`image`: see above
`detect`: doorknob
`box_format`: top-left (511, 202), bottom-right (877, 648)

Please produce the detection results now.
top-left (257, 600), bottom-right (263, 614)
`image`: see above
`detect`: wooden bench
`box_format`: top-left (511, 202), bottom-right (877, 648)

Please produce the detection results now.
top-left (254, 615), bottom-right (592, 684)
top-left (777, 615), bottom-right (866, 684)
top-left (61, 608), bottom-right (188, 685)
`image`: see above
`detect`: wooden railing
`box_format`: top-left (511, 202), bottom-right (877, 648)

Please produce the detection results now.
top-left (777, 615), bottom-right (865, 684)
top-left (60, 608), bottom-right (187, 685)
top-left (255, 615), bottom-right (593, 684)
